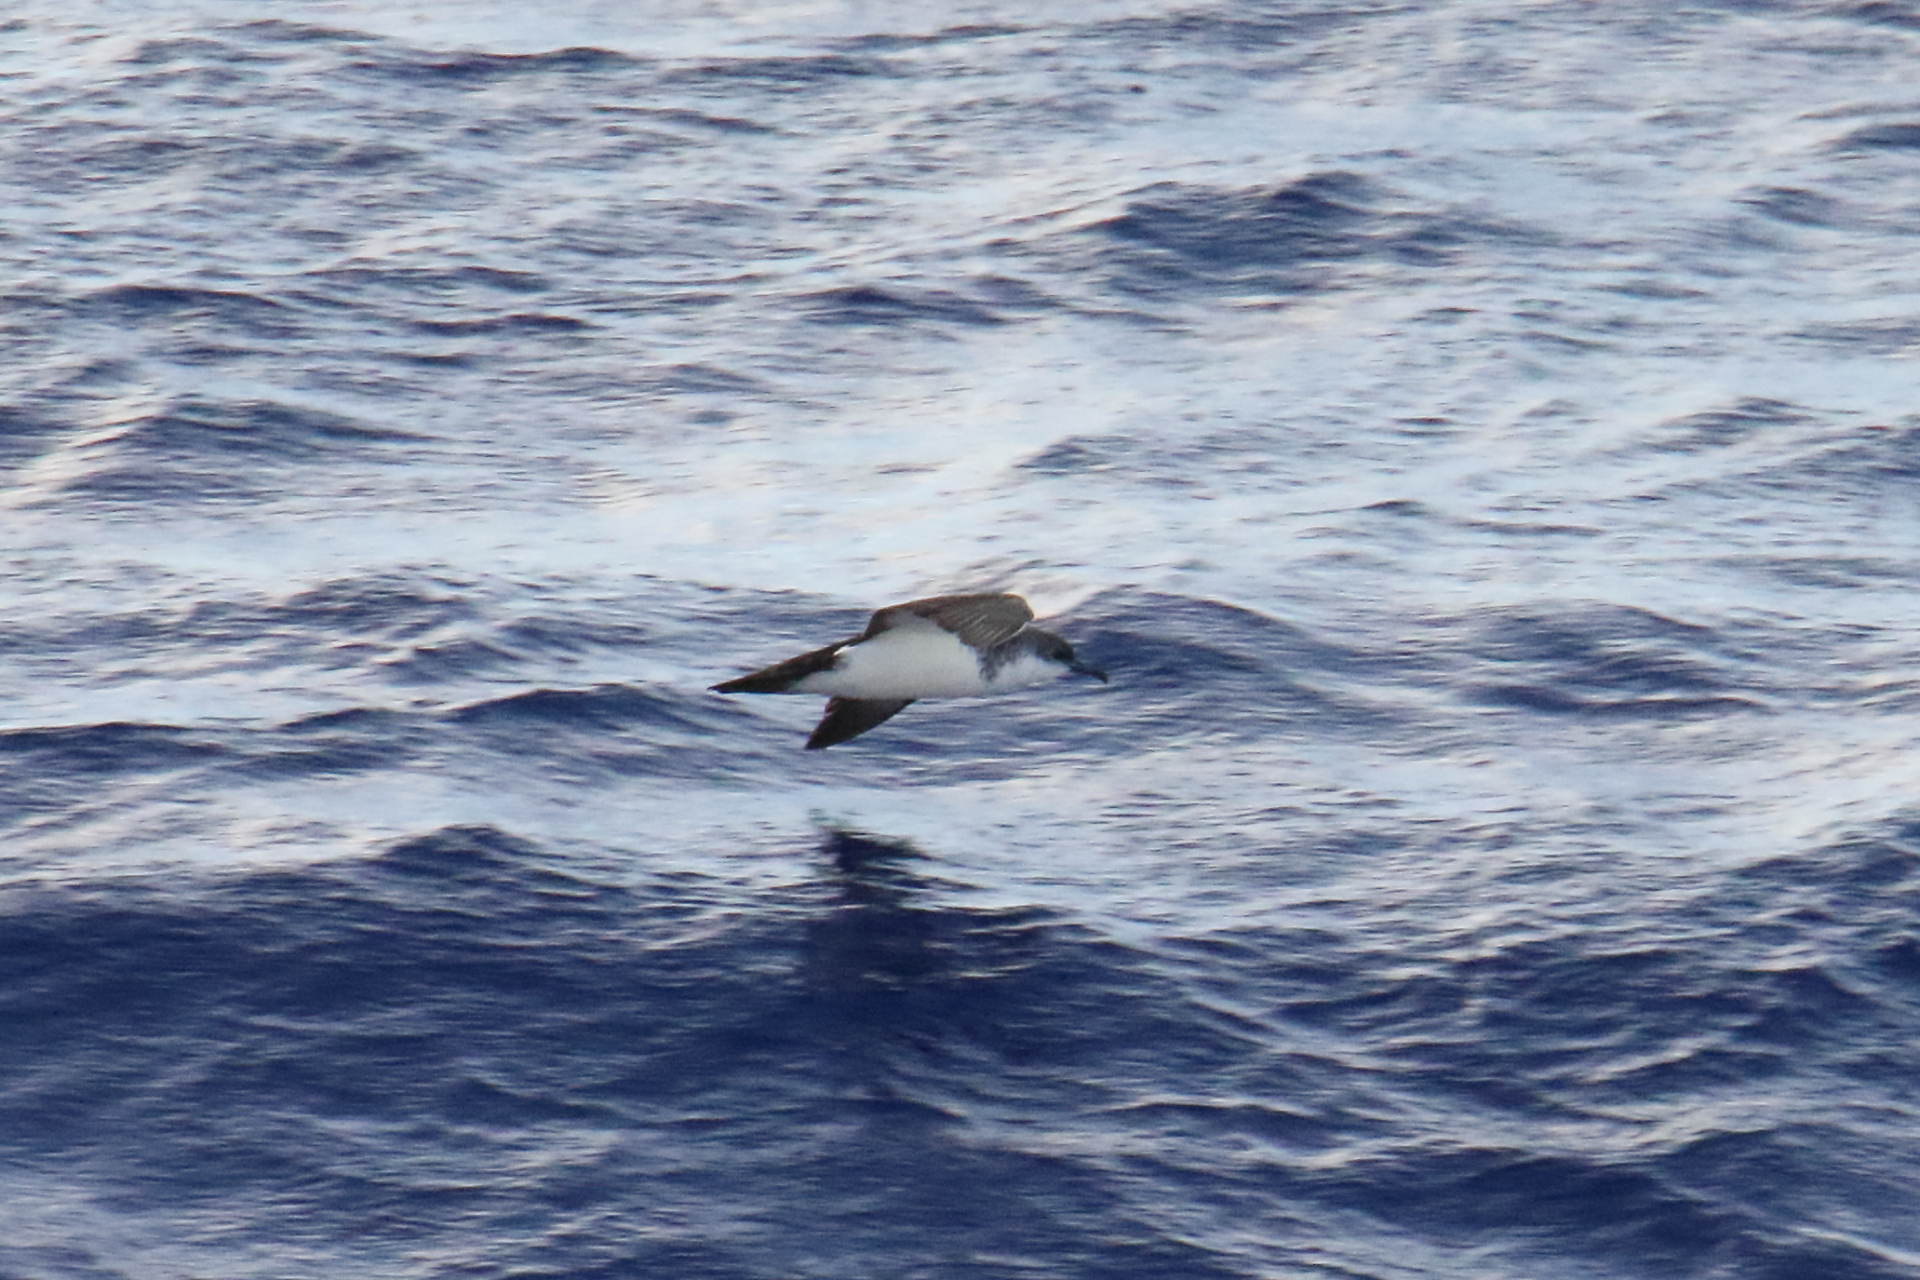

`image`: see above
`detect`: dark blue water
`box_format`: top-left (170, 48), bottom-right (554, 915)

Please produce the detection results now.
top-left (6, 2), bottom-right (1920, 1276)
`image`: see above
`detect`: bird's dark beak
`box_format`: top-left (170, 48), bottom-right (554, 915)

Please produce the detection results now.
top-left (1069, 659), bottom-right (1109, 683)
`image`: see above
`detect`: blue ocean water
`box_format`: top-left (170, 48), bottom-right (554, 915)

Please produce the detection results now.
top-left (6, 1), bottom-right (1920, 1276)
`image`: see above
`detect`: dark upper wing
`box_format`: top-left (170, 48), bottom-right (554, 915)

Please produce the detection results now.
top-left (865, 593), bottom-right (1032, 650)
top-left (805, 697), bottom-right (914, 749)
top-left (710, 640), bottom-right (848, 694)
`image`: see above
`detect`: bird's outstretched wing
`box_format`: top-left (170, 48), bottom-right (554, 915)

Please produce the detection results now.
top-left (709, 640), bottom-right (849, 694)
top-left (806, 697), bottom-right (915, 749)
top-left (865, 593), bottom-right (1032, 650)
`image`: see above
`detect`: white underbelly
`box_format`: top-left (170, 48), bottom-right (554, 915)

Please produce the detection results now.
top-left (794, 628), bottom-right (994, 699)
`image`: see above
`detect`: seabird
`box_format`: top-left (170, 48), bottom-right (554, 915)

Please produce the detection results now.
top-left (710, 592), bottom-right (1108, 749)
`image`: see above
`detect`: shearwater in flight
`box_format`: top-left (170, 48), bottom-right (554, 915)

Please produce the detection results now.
top-left (710, 592), bottom-right (1108, 749)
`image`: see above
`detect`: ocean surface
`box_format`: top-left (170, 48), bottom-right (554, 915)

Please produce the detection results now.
top-left (5, 1), bottom-right (1920, 1276)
